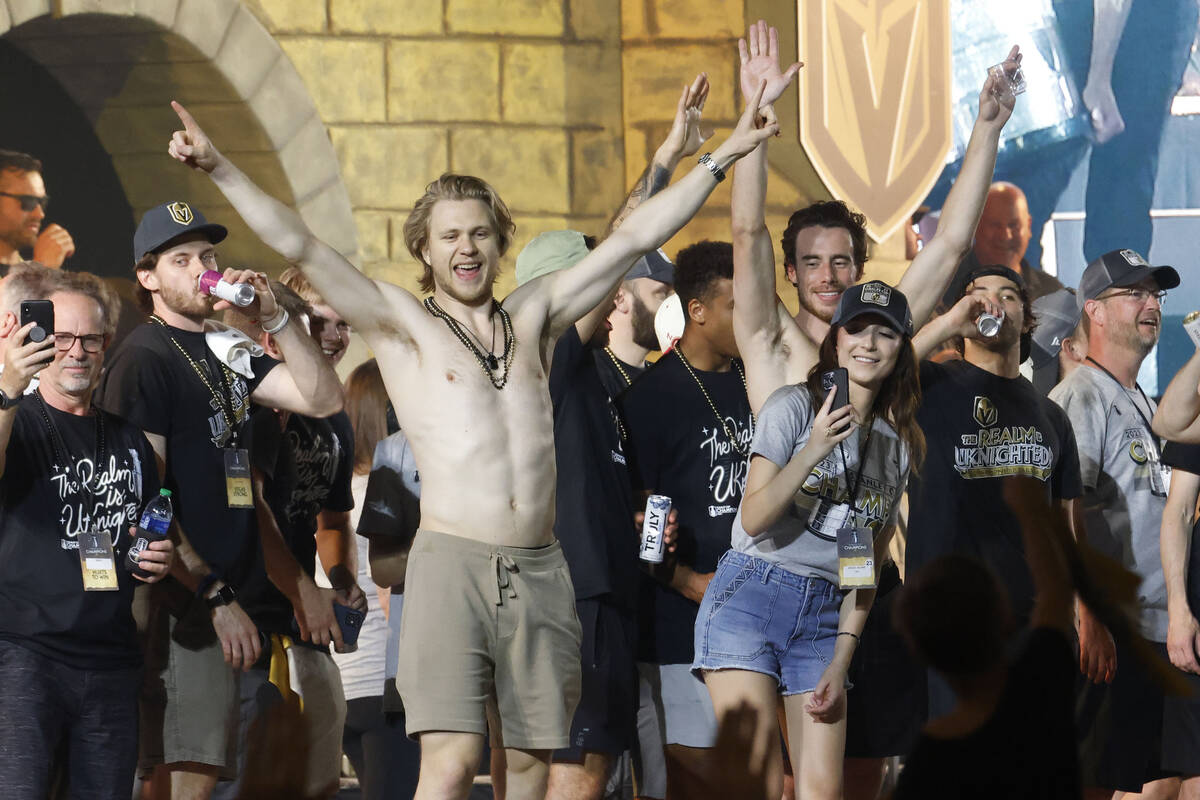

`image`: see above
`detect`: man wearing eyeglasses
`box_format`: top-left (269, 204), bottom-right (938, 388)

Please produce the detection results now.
top-left (1049, 248), bottom-right (1182, 798)
top-left (0, 270), bottom-right (174, 799)
top-left (0, 150), bottom-right (74, 270)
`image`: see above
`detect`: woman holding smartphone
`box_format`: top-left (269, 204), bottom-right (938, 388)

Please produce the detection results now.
top-left (692, 281), bottom-right (926, 799)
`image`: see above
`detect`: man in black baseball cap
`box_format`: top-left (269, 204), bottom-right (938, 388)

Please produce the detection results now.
top-left (905, 261), bottom-right (1084, 719)
top-left (1077, 248), bottom-right (1180, 310)
top-left (133, 201), bottom-right (227, 261)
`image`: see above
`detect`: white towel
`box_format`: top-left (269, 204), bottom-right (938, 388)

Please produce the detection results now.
top-left (203, 320), bottom-right (263, 379)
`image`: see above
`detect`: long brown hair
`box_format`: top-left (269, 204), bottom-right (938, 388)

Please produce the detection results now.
top-left (804, 321), bottom-right (925, 471)
top-left (345, 359), bottom-right (391, 475)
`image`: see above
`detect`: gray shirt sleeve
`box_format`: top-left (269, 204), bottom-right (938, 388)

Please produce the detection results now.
top-left (750, 385), bottom-right (814, 468)
top-left (1050, 375), bottom-right (1107, 492)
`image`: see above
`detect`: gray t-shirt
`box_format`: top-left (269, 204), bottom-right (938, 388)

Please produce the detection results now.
top-left (731, 384), bottom-right (910, 584)
top-left (1049, 364), bottom-right (1169, 640)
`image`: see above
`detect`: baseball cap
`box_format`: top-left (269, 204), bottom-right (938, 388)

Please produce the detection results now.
top-left (134, 201), bottom-right (227, 262)
top-left (515, 230), bottom-right (590, 286)
top-left (831, 280), bottom-right (913, 336)
top-left (1077, 249), bottom-right (1180, 310)
top-left (627, 248), bottom-right (675, 285)
top-left (1029, 289), bottom-right (1080, 395)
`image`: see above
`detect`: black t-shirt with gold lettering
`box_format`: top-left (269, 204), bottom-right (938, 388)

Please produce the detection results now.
top-left (96, 322), bottom-right (278, 589)
top-left (907, 360), bottom-right (1082, 621)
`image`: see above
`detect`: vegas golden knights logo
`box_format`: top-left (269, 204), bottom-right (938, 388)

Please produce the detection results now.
top-left (973, 395), bottom-right (997, 428)
top-left (167, 202), bottom-right (194, 226)
top-left (797, 0), bottom-right (951, 242)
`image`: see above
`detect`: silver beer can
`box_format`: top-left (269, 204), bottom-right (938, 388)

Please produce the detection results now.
top-left (639, 494), bottom-right (672, 564)
top-left (977, 309), bottom-right (1005, 337)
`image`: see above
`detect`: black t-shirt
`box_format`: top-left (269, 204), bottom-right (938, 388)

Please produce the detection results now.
top-left (894, 627), bottom-right (1081, 800)
top-left (239, 409), bottom-right (354, 634)
top-left (907, 360), bottom-right (1082, 621)
top-left (593, 347), bottom-right (646, 401)
top-left (282, 411), bottom-right (354, 543)
top-left (618, 349), bottom-right (754, 664)
top-left (95, 322), bottom-right (278, 588)
top-left (1161, 441), bottom-right (1200, 612)
top-left (0, 400), bottom-right (159, 669)
top-left (548, 327), bottom-right (637, 608)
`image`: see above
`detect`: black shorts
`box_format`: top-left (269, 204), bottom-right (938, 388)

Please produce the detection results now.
top-left (1076, 636), bottom-right (1171, 792)
top-left (1156, 642), bottom-right (1200, 776)
top-left (844, 562), bottom-right (923, 758)
top-left (553, 597), bottom-right (638, 761)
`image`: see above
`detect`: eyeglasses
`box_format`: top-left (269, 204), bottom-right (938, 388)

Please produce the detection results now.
top-left (0, 192), bottom-right (49, 212)
top-left (52, 333), bottom-right (106, 353)
top-left (1097, 287), bottom-right (1167, 307)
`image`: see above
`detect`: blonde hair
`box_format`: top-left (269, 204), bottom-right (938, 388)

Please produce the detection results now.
top-left (279, 266), bottom-right (324, 307)
top-left (402, 174), bottom-right (515, 294)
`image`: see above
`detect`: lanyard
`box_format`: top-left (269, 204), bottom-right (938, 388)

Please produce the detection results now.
top-left (150, 317), bottom-right (241, 447)
top-left (836, 416), bottom-right (875, 525)
top-left (32, 391), bottom-right (108, 514)
top-left (1084, 357), bottom-right (1159, 452)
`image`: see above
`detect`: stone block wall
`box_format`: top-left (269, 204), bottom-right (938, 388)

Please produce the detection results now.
top-left (247, 0), bottom-right (908, 307)
top-left (247, 0), bottom-right (626, 298)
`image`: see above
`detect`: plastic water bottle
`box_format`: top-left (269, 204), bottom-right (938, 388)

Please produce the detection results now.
top-left (198, 270), bottom-right (255, 307)
top-left (126, 488), bottom-right (173, 578)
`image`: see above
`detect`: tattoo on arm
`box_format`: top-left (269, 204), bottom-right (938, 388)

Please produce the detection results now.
top-left (606, 163), bottom-right (673, 236)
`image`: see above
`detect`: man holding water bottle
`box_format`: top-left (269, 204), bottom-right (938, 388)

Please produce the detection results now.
top-left (0, 269), bottom-right (174, 799)
top-left (95, 202), bottom-right (343, 799)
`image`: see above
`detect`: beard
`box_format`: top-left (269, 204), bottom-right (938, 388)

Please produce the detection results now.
top-left (158, 280), bottom-right (211, 319)
top-left (630, 292), bottom-right (660, 351)
top-left (1115, 316), bottom-right (1159, 357)
top-left (797, 282), bottom-right (849, 323)
top-left (0, 223), bottom-right (36, 253)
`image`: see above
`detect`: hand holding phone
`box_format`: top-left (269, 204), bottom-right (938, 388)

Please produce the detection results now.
top-left (821, 367), bottom-right (850, 411)
top-left (19, 300), bottom-right (53, 347)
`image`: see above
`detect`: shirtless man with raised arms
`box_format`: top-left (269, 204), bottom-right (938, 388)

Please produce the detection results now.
top-left (165, 76), bottom-right (776, 800)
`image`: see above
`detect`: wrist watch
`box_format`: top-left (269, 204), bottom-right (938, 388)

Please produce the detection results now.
top-left (0, 388), bottom-right (19, 410)
top-left (205, 584), bottom-right (238, 610)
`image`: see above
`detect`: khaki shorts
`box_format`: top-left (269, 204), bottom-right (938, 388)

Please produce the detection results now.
top-left (139, 590), bottom-right (239, 776)
top-left (396, 529), bottom-right (583, 750)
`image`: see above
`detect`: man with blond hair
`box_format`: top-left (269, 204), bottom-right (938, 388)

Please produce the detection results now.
top-left (165, 71), bottom-right (775, 799)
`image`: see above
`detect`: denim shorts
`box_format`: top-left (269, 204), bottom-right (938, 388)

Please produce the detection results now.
top-left (692, 550), bottom-right (843, 695)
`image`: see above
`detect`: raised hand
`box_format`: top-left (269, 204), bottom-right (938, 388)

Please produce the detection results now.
top-left (662, 73), bottom-right (712, 161)
top-left (32, 223), bottom-right (75, 268)
top-left (0, 323), bottom-right (55, 399)
top-left (738, 19), bottom-right (803, 122)
top-left (713, 79), bottom-right (782, 162)
top-left (168, 100), bottom-right (221, 173)
top-left (978, 45), bottom-right (1021, 127)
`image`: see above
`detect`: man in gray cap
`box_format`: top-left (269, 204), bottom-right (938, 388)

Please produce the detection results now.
top-left (1049, 247), bottom-right (1181, 797)
top-left (95, 200), bottom-right (343, 800)
top-left (1026, 288), bottom-right (1086, 395)
top-left (596, 248), bottom-right (674, 398)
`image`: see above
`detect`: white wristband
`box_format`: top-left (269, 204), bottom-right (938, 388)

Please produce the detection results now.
top-left (261, 308), bottom-right (289, 336)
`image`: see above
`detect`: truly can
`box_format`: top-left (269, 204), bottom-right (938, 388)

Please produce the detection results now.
top-left (639, 494), bottom-right (672, 564)
top-left (977, 309), bottom-right (1005, 337)
top-left (1185, 311), bottom-right (1200, 349)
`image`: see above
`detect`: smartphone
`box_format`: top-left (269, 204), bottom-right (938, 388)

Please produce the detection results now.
top-left (821, 367), bottom-right (850, 411)
top-left (333, 603), bottom-right (365, 649)
top-left (19, 300), bottom-right (53, 347)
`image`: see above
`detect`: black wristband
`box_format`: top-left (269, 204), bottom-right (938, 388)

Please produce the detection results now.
top-left (195, 572), bottom-right (220, 599)
top-left (205, 584), bottom-right (238, 610)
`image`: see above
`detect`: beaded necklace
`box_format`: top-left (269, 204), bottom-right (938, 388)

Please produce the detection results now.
top-left (423, 297), bottom-right (515, 390)
top-left (675, 345), bottom-right (751, 458)
top-left (603, 347), bottom-right (634, 388)
top-left (150, 315), bottom-right (240, 445)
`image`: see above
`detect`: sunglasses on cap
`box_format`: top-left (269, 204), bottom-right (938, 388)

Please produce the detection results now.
top-left (0, 192), bottom-right (49, 212)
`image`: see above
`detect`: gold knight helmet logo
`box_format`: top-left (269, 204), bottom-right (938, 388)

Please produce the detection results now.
top-left (797, 0), bottom-right (951, 241)
top-left (167, 201), bottom-right (194, 226)
top-left (973, 395), bottom-right (997, 428)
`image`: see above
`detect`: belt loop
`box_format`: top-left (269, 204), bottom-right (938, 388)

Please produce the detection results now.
top-left (492, 551), bottom-right (518, 605)
top-left (760, 561), bottom-right (773, 585)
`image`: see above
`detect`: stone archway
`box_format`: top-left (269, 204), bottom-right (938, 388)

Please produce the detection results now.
top-left (1, 0), bottom-right (358, 272)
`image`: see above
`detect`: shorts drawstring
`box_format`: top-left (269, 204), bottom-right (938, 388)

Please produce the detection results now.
top-left (493, 552), bottom-right (519, 605)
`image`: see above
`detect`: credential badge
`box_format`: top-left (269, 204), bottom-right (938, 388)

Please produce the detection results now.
top-left (167, 201), bottom-right (194, 226)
